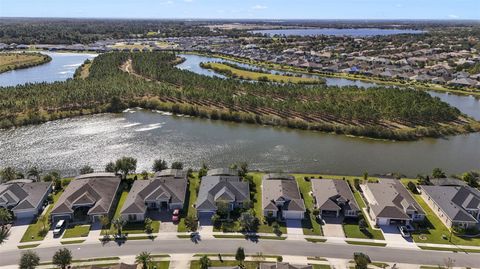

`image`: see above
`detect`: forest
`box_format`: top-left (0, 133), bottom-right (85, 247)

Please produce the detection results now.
top-left (0, 51), bottom-right (478, 141)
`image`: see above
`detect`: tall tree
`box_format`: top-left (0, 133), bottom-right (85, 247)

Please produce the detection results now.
top-left (79, 165), bottom-right (94, 175)
top-left (1, 167), bottom-right (17, 182)
top-left (19, 251), bottom-right (40, 269)
top-left (52, 248), bottom-right (72, 269)
top-left (105, 162), bottom-right (116, 173)
top-left (42, 171), bottom-right (61, 182)
top-left (135, 251), bottom-right (152, 269)
top-left (152, 159), bottom-right (168, 172)
top-left (239, 211), bottom-right (258, 232)
top-left (115, 157), bottom-right (137, 180)
top-left (171, 161), bottom-right (183, 170)
top-left (432, 168), bottom-right (446, 178)
top-left (112, 218), bottom-right (126, 236)
top-left (27, 166), bottom-right (41, 182)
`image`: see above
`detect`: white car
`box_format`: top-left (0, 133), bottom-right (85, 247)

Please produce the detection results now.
top-left (53, 220), bottom-right (65, 237)
top-left (398, 226), bottom-right (411, 238)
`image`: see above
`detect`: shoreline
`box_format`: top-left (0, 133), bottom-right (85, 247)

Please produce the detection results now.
top-left (0, 52), bottom-right (52, 74)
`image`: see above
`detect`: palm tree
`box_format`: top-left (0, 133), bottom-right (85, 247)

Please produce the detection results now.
top-left (199, 255), bottom-right (211, 269)
top-left (27, 166), bottom-right (41, 182)
top-left (135, 251), bottom-right (152, 269)
top-left (112, 218), bottom-right (126, 236)
top-left (0, 167), bottom-right (17, 182)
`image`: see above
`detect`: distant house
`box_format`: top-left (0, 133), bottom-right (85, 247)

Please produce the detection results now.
top-left (362, 179), bottom-right (425, 225)
top-left (262, 174), bottom-right (305, 220)
top-left (420, 185), bottom-right (480, 229)
top-left (50, 173), bottom-right (121, 223)
top-left (0, 180), bottom-right (52, 219)
top-left (311, 179), bottom-right (359, 218)
top-left (196, 169), bottom-right (250, 218)
top-left (447, 78), bottom-right (478, 87)
top-left (120, 169), bottom-right (188, 222)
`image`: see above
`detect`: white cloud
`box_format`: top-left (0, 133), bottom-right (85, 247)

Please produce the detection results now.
top-left (252, 4), bottom-right (267, 10)
top-left (448, 14), bottom-right (459, 19)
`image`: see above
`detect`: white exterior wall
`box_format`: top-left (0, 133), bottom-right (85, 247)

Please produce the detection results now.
top-left (13, 209), bottom-right (37, 219)
top-left (376, 217), bottom-right (390, 225)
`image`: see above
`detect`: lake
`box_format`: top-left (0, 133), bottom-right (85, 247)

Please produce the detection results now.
top-left (0, 52), bottom-right (97, 87)
top-left (1, 51), bottom-right (480, 177)
top-left (250, 28), bottom-right (425, 37)
top-left (0, 109), bottom-right (479, 177)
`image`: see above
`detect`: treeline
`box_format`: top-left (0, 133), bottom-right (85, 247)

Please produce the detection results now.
top-left (0, 51), bottom-right (477, 140)
top-left (0, 18), bottom-right (222, 44)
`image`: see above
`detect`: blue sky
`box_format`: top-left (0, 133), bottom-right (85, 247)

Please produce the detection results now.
top-left (0, 0), bottom-right (479, 20)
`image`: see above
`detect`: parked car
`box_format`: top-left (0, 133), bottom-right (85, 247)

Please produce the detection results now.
top-left (172, 209), bottom-right (180, 222)
top-left (53, 220), bottom-right (65, 237)
top-left (405, 224), bottom-right (415, 232)
top-left (399, 226), bottom-right (411, 237)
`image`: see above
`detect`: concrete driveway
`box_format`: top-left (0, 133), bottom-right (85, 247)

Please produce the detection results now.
top-left (286, 219), bottom-right (303, 235)
top-left (4, 218), bottom-right (33, 246)
top-left (380, 225), bottom-right (416, 248)
top-left (322, 217), bottom-right (345, 238)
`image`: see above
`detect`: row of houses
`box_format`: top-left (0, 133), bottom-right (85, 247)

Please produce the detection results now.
top-left (2, 171), bottom-right (479, 230)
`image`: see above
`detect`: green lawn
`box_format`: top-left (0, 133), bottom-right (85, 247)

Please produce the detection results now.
top-left (152, 261), bottom-right (170, 269)
top-left (17, 244), bottom-right (40, 249)
top-left (306, 238), bottom-right (327, 243)
top-left (418, 246), bottom-right (480, 253)
top-left (345, 240), bottom-right (387, 247)
top-left (178, 174), bottom-right (200, 232)
top-left (190, 260), bottom-right (260, 269)
top-left (251, 173), bottom-right (287, 235)
top-left (293, 174), bottom-right (323, 236)
top-left (60, 239), bottom-right (86, 245)
top-left (402, 180), bottom-right (480, 246)
top-left (63, 225), bottom-right (91, 238)
top-left (343, 188), bottom-right (384, 240)
top-left (101, 190), bottom-right (160, 235)
top-left (20, 191), bottom-right (64, 242)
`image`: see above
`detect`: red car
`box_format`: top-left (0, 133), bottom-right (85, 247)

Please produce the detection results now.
top-left (172, 209), bottom-right (180, 222)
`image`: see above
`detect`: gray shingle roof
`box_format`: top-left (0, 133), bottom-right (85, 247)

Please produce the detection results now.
top-left (311, 179), bottom-right (359, 212)
top-left (262, 177), bottom-right (305, 212)
top-left (155, 169), bottom-right (187, 179)
top-left (51, 173), bottom-right (120, 216)
top-left (121, 175), bottom-right (188, 215)
top-left (421, 185), bottom-right (480, 223)
top-left (366, 180), bottom-right (423, 219)
top-left (0, 182), bottom-right (52, 211)
top-left (196, 175), bottom-right (249, 211)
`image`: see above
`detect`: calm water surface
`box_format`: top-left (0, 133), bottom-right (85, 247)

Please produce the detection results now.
top-left (0, 52), bottom-right (96, 87)
top-left (1, 51), bottom-right (479, 177)
top-left (0, 109), bottom-right (479, 177)
top-left (250, 28), bottom-right (425, 37)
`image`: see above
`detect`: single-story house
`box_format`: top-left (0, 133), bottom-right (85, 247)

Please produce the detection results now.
top-left (260, 262), bottom-right (312, 269)
top-left (262, 174), bottom-right (306, 220)
top-left (362, 179), bottom-right (425, 225)
top-left (420, 185), bottom-right (480, 229)
top-left (0, 180), bottom-right (52, 219)
top-left (120, 169), bottom-right (188, 222)
top-left (50, 173), bottom-right (121, 223)
top-left (196, 170), bottom-right (250, 218)
top-left (311, 179), bottom-right (359, 218)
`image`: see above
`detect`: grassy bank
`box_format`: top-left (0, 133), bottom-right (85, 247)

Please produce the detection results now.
top-left (0, 52), bottom-right (51, 74)
top-left (200, 62), bottom-right (324, 84)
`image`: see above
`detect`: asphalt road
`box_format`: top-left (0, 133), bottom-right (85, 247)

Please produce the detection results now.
top-left (2, 238), bottom-right (479, 267)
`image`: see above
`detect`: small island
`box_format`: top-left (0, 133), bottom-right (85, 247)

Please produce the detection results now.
top-left (0, 52), bottom-right (51, 74)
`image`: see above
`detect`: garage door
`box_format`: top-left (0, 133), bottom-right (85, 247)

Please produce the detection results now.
top-left (198, 211), bottom-right (215, 226)
top-left (14, 210), bottom-right (35, 219)
top-left (283, 211), bottom-right (304, 220)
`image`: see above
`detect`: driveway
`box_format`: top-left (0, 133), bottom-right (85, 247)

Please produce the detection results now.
top-left (380, 225), bottom-right (416, 248)
top-left (149, 211), bottom-right (178, 233)
top-left (5, 218), bottom-right (33, 246)
top-left (322, 217), bottom-right (345, 238)
top-left (286, 219), bottom-right (303, 235)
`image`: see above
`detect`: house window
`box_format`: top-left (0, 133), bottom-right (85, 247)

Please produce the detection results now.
top-left (129, 214), bottom-right (137, 221)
